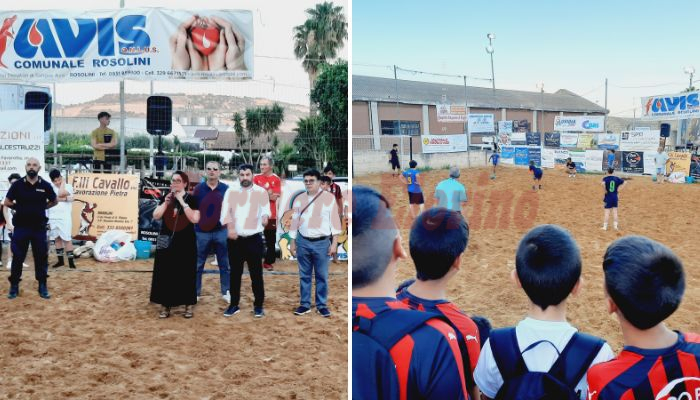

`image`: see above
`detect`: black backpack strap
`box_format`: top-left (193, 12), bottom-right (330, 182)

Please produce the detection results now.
top-left (356, 309), bottom-right (442, 350)
top-left (490, 327), bottom-right (527, 380)
top-left (549, 332), bottom-right (605, 388)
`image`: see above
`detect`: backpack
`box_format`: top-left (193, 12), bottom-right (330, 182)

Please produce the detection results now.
top-left (490, 327), bottom-right (604, 400)
top-left (352, 309), bottom-right (448, 400)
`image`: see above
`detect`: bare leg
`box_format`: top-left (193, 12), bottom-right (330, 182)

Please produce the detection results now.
top-left (603, 209), bottom-right (610, 230)
top-left (418, 204), bottom-right (424, 215)
top-left (612, 208), bottom-right (619, 230)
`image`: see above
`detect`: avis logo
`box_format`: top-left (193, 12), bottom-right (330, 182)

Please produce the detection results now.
top-left (0, 15), bottom-right (17, 68)
top-left (11, 15), bottom-right (150, 60)
top-left (582, 120), bottom-right (600, 129)
top-left (645, 93), bottom-right (700, 115)
top-left (653, 376), bottom-right (700, 400)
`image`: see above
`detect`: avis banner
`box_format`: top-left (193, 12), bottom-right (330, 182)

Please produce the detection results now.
top-left (0, 9), bottom-right (253, 82)
top-left (641, 91), bottom-right (700, 120)
top-left (0, 110), bottom-right (44, 200)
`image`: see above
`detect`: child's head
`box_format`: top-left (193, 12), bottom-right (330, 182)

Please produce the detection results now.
top-left (409, 160), bottom-right (418, 168)
top-left (393, 144), bottom-right (398, 149)
top-left (320, 175), bottom-right (332, 190)
top-left (515, 225), bottom-right (581, 310)
top-left (529, 160), bottom-right (535, 167)
top-left (610, 149), bottom-right (616, 154)
top-left (567, 157), bottom-right (572, 162)
top-left (603, 236), bottom-right (684, 330)
top-left (409, 208), bottom-right (468, 281)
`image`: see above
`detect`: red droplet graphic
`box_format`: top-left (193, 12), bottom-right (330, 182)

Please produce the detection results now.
top-left (28, 20), bottom-right (42, 46)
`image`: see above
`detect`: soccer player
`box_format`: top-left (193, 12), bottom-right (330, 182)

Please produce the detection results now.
top-left (433, 166), bottom-right (467, 214)
top-left (587, 236), bottom-right (700, 400)
top-left (529, 161), bottom-right (543, 191)
top-left (601, 168), bottom-right (624, 231)
top-left (399, 160), bottom-right (424, 218)
top-left (606, 149), bottom-right (616, 170)
top-left (396, 207), bottom-right (481, 400)
top-left (474, 225), bottom-right (613, 400)
top-left (566, 157), bottom-right (577, 178)
top-left (352, 185), bottom-right (469, 399)
top-left (48, 169), bottom-right (77, 269)
top-left (488, 149), bottom-right (500, 179)
top-left (389, 143), bottom-right (401, 177)
top-left (654, 147), bottom-right (669, 184)
top-left (253, 156), bottom-right (281, 271)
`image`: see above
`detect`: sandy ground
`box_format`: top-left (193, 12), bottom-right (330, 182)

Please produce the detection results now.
top-left (0, 256), bottom-right (347, 400)
top-left (356, 165), bottom-right (700, 352)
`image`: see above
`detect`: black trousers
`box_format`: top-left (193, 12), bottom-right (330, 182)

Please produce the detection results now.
top-left (9, 227), bottom-right (48, 285)
top-left (93, 160), bottom-right (112, 173)
top-left (228, 233), bottom-right (265, 308)
top-left (263, 220), bottom-right (277, 265)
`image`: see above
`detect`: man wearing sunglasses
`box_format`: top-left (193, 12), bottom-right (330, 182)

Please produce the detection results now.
top-left (192, 161), bottom-right (231, 303)
top-left (289, 169), bottom-right (342, 317)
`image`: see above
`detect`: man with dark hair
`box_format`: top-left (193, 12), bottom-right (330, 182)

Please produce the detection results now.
top-left (90, 111), bottom-right (118, 172)
top-left (3, 158), bottom-right (58, 299)
top-left (253, 156), bottom-right (281, 271)
top-left (396, 208), bottom-right (482, 399)
top-left (352, 186), bottom-right (469, 400)
top-left (222, 163), bottom-right (271, 318)
top-left (389, 143), bottom-right (400, 177)
top-left (588, 236), bottom-right (700, 400)
top-left (474, 224), bottom-right (613, 399)
top-left (400, 160), bottom-right (424, 218)
top-left (289, 169), bottom-right (341, 317)
top-left (48, 169), bottom-right (76, 269)
top-left (601, 167), bottom-right (624, 231)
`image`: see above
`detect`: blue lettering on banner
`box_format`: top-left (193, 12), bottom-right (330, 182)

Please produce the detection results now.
top-left (645, 93), bottom-right (699, 115)
top-left (582, 120), bottom-right (600, 129)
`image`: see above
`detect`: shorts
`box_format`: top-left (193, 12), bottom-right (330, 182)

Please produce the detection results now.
top-left (533, 172), bottom-right (543, 180)
top-left (656, 167), bottom-right (665, 175)
top-left (604, 195), bottom-right (618, 209)
top-left (49, 225), bottom-right (72, 241)
top-left (408, 192), bottom-right (425, 205)
top-left (492, 159), bottom-right (499, 166)
top-left (391, 160), bottom-right (400, 170)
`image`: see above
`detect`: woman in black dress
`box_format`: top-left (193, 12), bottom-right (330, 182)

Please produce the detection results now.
top-left (150, 171), bottom-right (200, 318)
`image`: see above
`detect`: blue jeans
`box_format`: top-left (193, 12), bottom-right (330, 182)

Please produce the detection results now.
top-left (296, 235), bottom-right (330, 309)
top-left (8, 226), bottom-right (48, 285)
top-left (195, 228), bottom-right (230, 296)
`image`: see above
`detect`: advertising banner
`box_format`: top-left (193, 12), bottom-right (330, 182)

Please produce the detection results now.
top-left (560, 132), bottom-right (579, 147)
top-left (501, 146), bottom-right (515, 164)
top-left (622, 151), bottom-right (644, 174)
top-left (70, 173), bottom-right (140, 241)
top-left (667, 152), bottom-right (691, 178)
top-left (514, 147), bottom-right (529, 166)
top-left (553, 149), bottom-right (570, 169)
top-left (597, 133), bottom-right (620, 150)
top-left (584, 150), bottom-right (604, 172)
top-left (513, 119), bottom-right (530, 132)
top-left (526, 132), bottom-right (541, 146)
top-left (0, 110), bottom-right (44, 200)
top-left (541, 148), bottom-right (555, 168)
top-left (570, 150), bottom-right (586, 172)
top-left (528, 146), bottom-right (541, 167)
top-left (510, 131), bottom-right (527, 144)
top-left (577, 133), bottom-right (597, 149)
top-left (620, 130), bottom-right (661, 152)
top-left (497, 120), bottom-right (513, 133)
top-left (421, 134), bottom-right (468, 153)
top-left (554, 115), bottom-right (605, 132)
top-left (0, 9), bottom-right (254, 82)
top-left (641, 91), bottom-right (700, 120)
top-left (468, 113), bottom-right (495, 133)
top-left (437, 103), bottom-right (467, 123)
top-left (544, 132), bottom-right (560, 147)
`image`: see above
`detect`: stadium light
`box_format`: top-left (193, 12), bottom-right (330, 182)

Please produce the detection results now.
top-left (485, 33), bottom-right (496, 91)
top-left (684, 66), bottom-right (695, 90)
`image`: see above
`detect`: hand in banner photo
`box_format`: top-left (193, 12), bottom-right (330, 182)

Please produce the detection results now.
top-left (170, 15), bottom-right (247, 71)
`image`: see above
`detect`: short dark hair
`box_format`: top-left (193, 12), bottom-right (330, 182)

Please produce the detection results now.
top-left (409, 208), bottom-right (468, 281)
top-left (515, 225), bottom-right (581, 310)
top-left (49, 169), bottom-right (61, 180)
top-left (320, 176), bottom-right (332, 184)
top-left (8, 173), bottom-right (21, 182)
top-left (603, 236), bottom-right (685, 330)
top-left (302, 169), bottom-right (321, 180)
top-left (610, 149), bottom-right (616, 153)
top-left (323, 164), bottom-right (336, 174)
top-left (470, 315), bottom-right (492, 349)
top-left (409, 160), bottom-right (417, 168)
top-left (97, 111), bottom-right (111, 119)
top-left (352, 186), bottom-right (398, 289)
top-left (393, 144), bottom-right (398, 147)
top-left (607, 168), bottom-right (614, 174)
top-left (238, 163), bottom-right (254, 173)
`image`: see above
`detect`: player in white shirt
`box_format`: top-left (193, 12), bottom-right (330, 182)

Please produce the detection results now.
top-left (48, 169), bottom-right (77, 269)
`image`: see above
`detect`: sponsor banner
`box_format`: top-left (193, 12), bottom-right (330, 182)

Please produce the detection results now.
top-left (497, 133), bottom-right (512, 146)
top-left (560, 133), bottom-right (579, 147)
top-left (501, 146), bottom-right (515, 164)
top-left (138, 177), bottom-right (171, 242)
top-left (528, 146), bottom-right (541, 167)
top-left (468, 113), bottom-right (495, 133)
top-left (437, 103), bottom-right (467, 123)
top-left (553, 149), bottom-right (570, 169)
top-left (70, 174), bottom-right (140, 241)
top-left (497, 120), bottom-right (513, 133)
top-left (510, 131), bottom-right (526, 144)
top-left (597, 133), bottom-right (620, 150)
top-left (620, 130), bottom-right (661, 152)
top-left (526, 132), bottom-right (541, 146)
top-left (602, 149), bottom-right (622, 170)
top-left (0, 9), bottom-right (254, 82)
top-left (622, 151), bottom-right (644, 174)
top-left (667, 152), bottom-right (691, 177)
top-left (570, 150), bottom-right (586, 172)
top-left (0, 110), bottom-right (44, 200)
top-left (554, 115), bottom-right (605, 132)
top-left (641, 91), bottom-right (700, 120)
top-left (642, 152), bottom-right (656, 175)
top-left (577, 133), bottom-right (597, 149)
top-left (513, 119), bottom-right (529, 133)
top-left (584, 150), bottom-right (604, 172)
top-left (544, 132), bottom-right (560, 147)
top-left (421, 134), bottom-right (468, 153)
top-left (541, 148), bottom-right (555, 168)
top-left (514, 147), bottom-right (529, 166)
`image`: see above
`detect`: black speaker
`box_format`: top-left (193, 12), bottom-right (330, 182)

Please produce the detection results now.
top-left (147, 96), bottom-right (172, 135)
top-left (24, 91), bottom-right (51, 132)
top-left (660, 123), bottom-right (670, 138)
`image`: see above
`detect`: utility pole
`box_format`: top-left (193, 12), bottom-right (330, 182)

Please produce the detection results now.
top-left (119, 0), bottom-right (126, 173)
top-left (464, 75), bottom-right (470, 167)
top-left (604, 78), bottom-right (608, 132)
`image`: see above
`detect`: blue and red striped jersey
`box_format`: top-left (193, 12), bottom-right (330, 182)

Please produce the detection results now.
top-left (587, 332), bottom-right (700, 400)
top-left (352, 297), bottom-right (469, 400)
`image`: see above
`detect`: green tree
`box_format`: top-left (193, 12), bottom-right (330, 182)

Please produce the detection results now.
top-left (293, 115), bottom-right (330, 170)
top-left (293, 2), bottom-right (347, 113)
top-left (273, 144), bottom-right (297, 177)
top-left (311, 59), bottom-right (347, 174)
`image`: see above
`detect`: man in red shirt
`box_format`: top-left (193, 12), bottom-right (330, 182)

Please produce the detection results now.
top-left (253, 156), bottom-right (281, 271)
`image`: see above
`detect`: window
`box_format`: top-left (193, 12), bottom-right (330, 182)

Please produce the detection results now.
top-left (381, 120), bottom-right (421, 136)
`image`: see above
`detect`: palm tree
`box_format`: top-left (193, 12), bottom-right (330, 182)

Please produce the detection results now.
top-left (293, 2), bottom-right (347, 114)
top-left (257, 103), bottom-right (285, 165)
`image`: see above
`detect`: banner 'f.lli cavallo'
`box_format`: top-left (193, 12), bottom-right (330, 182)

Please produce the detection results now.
top-left (70, 174), bottom-right (139, 241)
top-left (0, 8), bottom-right (253, 82)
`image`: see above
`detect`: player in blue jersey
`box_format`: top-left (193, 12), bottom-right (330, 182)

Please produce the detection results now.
top-left (601, 168), bottom-right (624, 231)
top-left (400, 160), bottom-right (424, 218)
top-left (528, 161), bottom-right (543, 191)
top-left (488, 149), bottom-right (500, 179)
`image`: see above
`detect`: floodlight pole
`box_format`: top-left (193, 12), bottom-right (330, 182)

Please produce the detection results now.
top-left (119, 0), bottom-right (126, 173)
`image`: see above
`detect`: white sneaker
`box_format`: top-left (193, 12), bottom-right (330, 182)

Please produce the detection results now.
top-left (222, 290), bottom-right (231, 304)
top-left (601, 225), bottom-right (608, 231)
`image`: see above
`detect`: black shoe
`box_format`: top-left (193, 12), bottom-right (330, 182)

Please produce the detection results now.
top-left (223, 305), bottom-right (240, 317)
top-left (253, 307), bottom-right (265, 318)
top-left (8, 284), bottom-right (19, 299)
top-left (68, 259), bottom-right (76, 269)
top-left (317, 308), bottom-right (332, 318)
top-left (52, 257), bottom-right (64, 269)
top-left (38, 282), bottom-right (51, 299)
top-left (294, 306), bottom-right (311, 315)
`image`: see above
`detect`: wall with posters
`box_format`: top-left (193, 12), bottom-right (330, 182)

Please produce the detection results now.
top-left (501, 146), bottom-right (515, 165)
top-left (560, 133), bottom-right (579, 147)
top-left (544, 133), bottom-right (560, 147)
top-left (0, 110), bottom-right (45, 199)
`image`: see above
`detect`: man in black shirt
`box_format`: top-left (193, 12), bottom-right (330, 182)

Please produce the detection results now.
top-left (3, 158), bottom-right (57, 299)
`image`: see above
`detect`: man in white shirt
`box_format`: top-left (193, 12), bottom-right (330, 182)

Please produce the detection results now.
top-left (290, 169), bottom-right (342, 318)
top-left (221, 164), bottom-right (271, 318)
top-left (48, 169), bottom-right (76, 269)
top-left (654, 147), bottom-right (670, 184)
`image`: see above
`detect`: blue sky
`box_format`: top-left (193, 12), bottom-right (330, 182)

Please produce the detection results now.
top-left (352, 0), bottom-right (700, 117)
